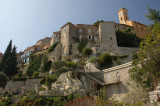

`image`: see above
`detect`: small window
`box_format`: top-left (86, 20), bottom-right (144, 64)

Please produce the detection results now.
top-left (121, 17), bottom-right (122, 21)
top-left (94, 36), bottom-right (97, 41)
top-left (79, 29), bottom-right (83, 32)
top-left (141, 27), bottom-right (143, 31)
top-left (110, 37), bottom-right (112, 40)
top-left (88, 36), bottom-right (92, 39)
top-left (126, 17), bottom-right (127, 20)
top-left (79, 35), bottom-right (82, 40)
top-left (63, 27), bottom-right (66, 31)
top-left (88, 29), bottom-right (92, 33)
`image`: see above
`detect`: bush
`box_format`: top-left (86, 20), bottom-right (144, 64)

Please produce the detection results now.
top-left (82, 48), bottom-right (92, 57)
top-left (26, 54), bottom-right (43, 77)
top-left (77, 41), bottom-right (88, 53)
top-left (132, 53), bottom-right (138, 60)
top-left (48, 42), bottom-right (59, 52)
top-left (66, 62), bottom-right (77, 71)
top-left (89, 56), bottom-right (98, 63)
top-left (98, 53), bottom-right (113, 69)
top-left (33, 71), bottom-right (39, 77)
top-left (0, 72), bottom-right (8, 88)
top-left (41, 55), bottom-right (52, 73)
top-left (52, 60), bottom-right (66, 70)
top-left (63, 56), bottom-right (72, 62)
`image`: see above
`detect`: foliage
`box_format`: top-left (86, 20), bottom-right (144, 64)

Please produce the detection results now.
top-left (89, 56), bottom-right (98, 63)
top-left (41, 55), bottom-right (52, 73)
top-left (17, 71), bottom-right (22, 77)
top-left (48, 42), bottom-right (59, 52)
top-left (98, 53), bottom-right (113, 69)
top-left (132, 53), bottom-right (138, 60)
top-left (12, 77), bottom-right (27, 81)
top-left (82, 48), bottom-right (92, 57)
top-left (129, 8), bottom-right (160, 90)
top-left (116, 29), bottom-right (142, 47)
top-left (26, 54), bottom-right (43, 77)
top-left (66, 62), bottom-right (77, 71)
top-left (52, 60), bottom-right (66, 70)
top-left (62, 56), bottom-right (72, 62)
top-left (146, 7), bottom-right (160, 24)
top-left (77, 41), bottom-right (88, 53)
top-left (16, 94), bottom-right (75, 106)
top-left (93, 20), bottom-right (104, 27)
top-left (0, 40), bottom-right (19, 77)
top-left (33, 71), bottom-right (39, 77)
top-left (0, 72), bottom-right (8, 88)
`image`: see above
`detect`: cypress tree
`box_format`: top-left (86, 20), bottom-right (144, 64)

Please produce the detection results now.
top-left (0, 40), bottom-right (19, 77)
top-left (0, 40), bottom-right (12, 73)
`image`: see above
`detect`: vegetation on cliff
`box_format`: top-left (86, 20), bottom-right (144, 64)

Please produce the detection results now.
top-left (116, 28), bottom-right (142, 47)
top-left (48, 42), bottom-right (59, 52)
top-left (77, 41), bottom-right (88, 53)
top-left (129, 7), bottom-right (160, 90)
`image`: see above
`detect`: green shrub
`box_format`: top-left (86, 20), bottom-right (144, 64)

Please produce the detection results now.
top-left (98, 53), bottom-right (113, 69)
top-left (33, 71), bottom-right (39, 77)
top-left (82, 48), bottom-right (92, 57)
top-left (63, 56), bottom-right (72, 62)
top-left (89, 56), bottom-right (98, 63)
top-left (17, 71), bottom-right (22, 77)
top-left (66, 62), bottom-right (77, 71)
top-left (0, 72), bottom-right (8, 88)
top-left (52, 60), bottom-right (66, 70)
top-left (132, 53), bottom-right (138, 60)
top-left (48, 42), bottom-right (59, 52)
top-left (26, 54), bottom-right (43, 77)
top-left (12, 77), bottom-right (27, 81)
top-left (41, 55), bottom-right (52, 72)
top-left (77, 41), bottom-right (88, 53)
top-left (116, 29), bottom-right (142, 47)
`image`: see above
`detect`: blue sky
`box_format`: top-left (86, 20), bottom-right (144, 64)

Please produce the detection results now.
top-left (0, 0), bottom-right (160, 53)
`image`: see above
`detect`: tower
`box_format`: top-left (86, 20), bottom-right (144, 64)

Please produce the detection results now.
top-left (118, 7), bottom-right (129, 24)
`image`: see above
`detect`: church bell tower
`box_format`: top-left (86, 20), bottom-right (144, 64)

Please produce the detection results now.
top-left (118, 7), bottom-right (129, 24)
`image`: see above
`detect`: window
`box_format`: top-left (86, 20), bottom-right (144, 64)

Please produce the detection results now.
top-left (79, 35), bottom-right (82, 40)
top-left (121, 17), bottom-right (122, 21)
top-left (88, 29), bottom-right (92, 33)
top-left (88, 35), bottom-right (92, 39)
top-left (126, 16), bottom-right (127, 20)
top-left (94, 36), bottom-right (97, 41)
top-left (79, 29), bottom-right (83, 33)
top-left (63, 27), bottom-right (66, 31)
top-left (110, 37), bottom-right (112, 40)
top-left (141, 27), bottom-right (143, 31)
top-left (107, 73), bottom-right (111, 81)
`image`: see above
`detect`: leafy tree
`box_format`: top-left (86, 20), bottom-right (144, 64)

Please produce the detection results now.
top-left (33, 71), bottom-right (39, 77)
top-left (0, 72), bottom-right (8, 88)
top-left (93, 20), bottom-right (104, 27)
top-left (82, 48), bottom-right (92, 57)
top-left (129, 8), bottom-right (160, 90)
top-left (146, 7), bottom-right (160, 24)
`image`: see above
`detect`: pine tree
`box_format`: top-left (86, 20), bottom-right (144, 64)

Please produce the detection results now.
top-left (0, 40), bottom-right (19, 77)
top-left (0, 40), bottom-right (12, 72)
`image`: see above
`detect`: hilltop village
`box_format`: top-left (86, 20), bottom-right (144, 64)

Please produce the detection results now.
top-left (1, 8), bottom-right (150, 105)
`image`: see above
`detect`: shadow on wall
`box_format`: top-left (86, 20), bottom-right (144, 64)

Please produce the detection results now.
top-left (86, 72), bottom-right (105, 82)
top-left (105, 82), bottom-right (129, 98)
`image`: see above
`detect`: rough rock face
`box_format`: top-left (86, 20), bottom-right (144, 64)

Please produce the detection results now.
top-left (36, 37), bottom-right (51, 50)
top-left (39, 71), bottom-right (93, 96)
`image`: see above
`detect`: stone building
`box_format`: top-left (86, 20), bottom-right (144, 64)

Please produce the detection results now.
top-left (50, 21), bottom-right (139, 56)
top-left (118, 7), bottom-right (148, 39)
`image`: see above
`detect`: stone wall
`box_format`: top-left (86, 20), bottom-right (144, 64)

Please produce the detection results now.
top-left (5, 78), bottom-right (42, 93)
top-left (118, 47), bottom-right (139, 55)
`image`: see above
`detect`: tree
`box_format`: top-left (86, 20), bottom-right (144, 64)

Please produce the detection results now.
top-left (146, 7), bottom-right (160, 24)
top-left (129, 8), bottom-right (160, 91)
top-left (0, 40), bottom-right (18, 77)
top-left (0, 40), bottom-right (12, 72)
top-left (98, 53), bottom-right (112, 69)
top-left (93, 20), bottom-right (104, 27)
top-left (52, 60), bottom-right (66, 70)
top-left (82, 48), bottom-right (92, 57)
top-left (0, 72), bottom-right (8, 88)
